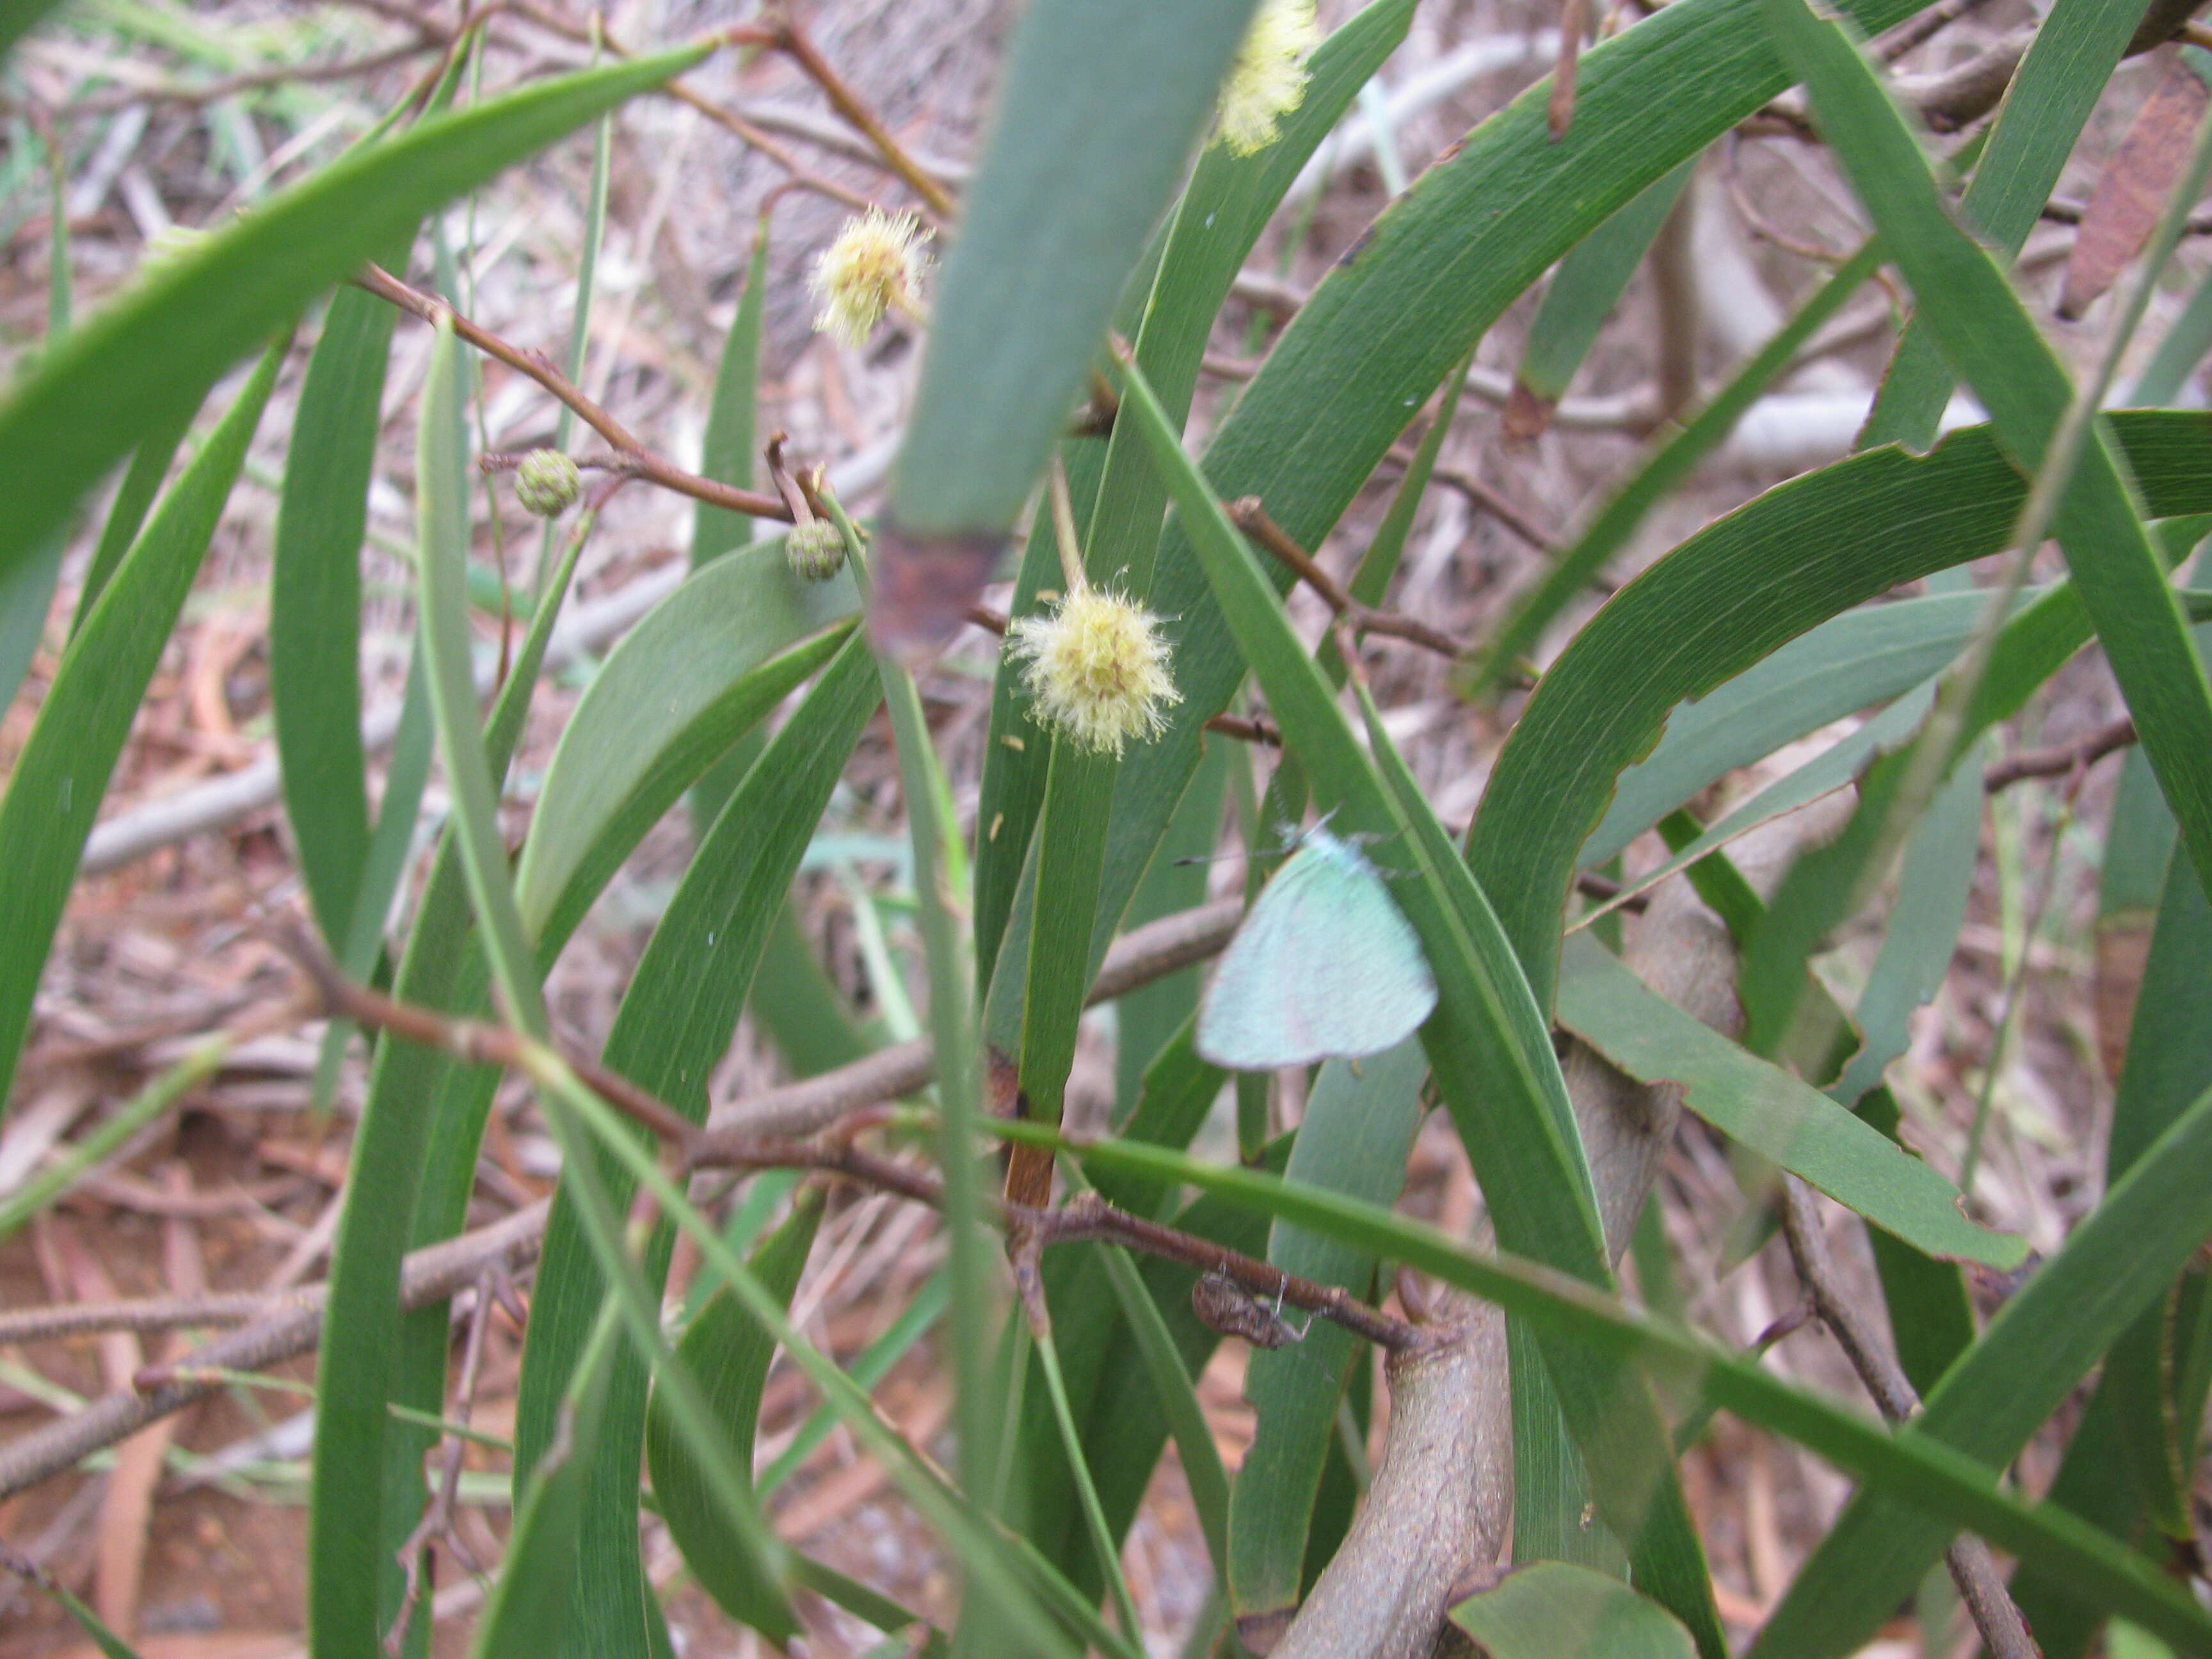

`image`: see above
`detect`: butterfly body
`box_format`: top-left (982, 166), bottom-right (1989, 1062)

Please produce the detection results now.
top-left (1195, 826), bottom-right (1438, 1070)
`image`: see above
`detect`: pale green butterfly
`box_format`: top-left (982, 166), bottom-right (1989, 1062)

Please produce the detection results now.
top-left (1196, 824), bottom-right (1438, 1070)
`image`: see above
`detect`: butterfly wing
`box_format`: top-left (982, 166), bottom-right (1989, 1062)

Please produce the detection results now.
top-left (1274, 839), bottom-right (1436, 1061)
top-left (1197, 835), bottom-right (1437, 1069)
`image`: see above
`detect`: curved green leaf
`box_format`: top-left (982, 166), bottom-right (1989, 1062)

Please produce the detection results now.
top-left (274, 273), bottom-right (405, 943)
top-left (0, 337), bottom-right (284, 1119)
top-left (513, 540), bottom-right (856, 947)
top-left (0, 44), bottom-right (709, 600)
top-left (1556, 934), bottom-right (2018, 1267)
top-left (1468, 412), bottom-right (2212, 1014)
top-left (1452, 1562), bottom-right (1696, 1659)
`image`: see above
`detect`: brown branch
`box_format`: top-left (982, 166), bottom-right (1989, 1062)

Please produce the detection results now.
top-left (1779, 1178), bottom-right (2039, 1659)
top-left (1226, 497), bottom-right (1468, 660)
top-left (2043, 196), bottom-right (2212, 239)
top-left (1870, 0), bottom-right (2000, 63)
top-left (357, 266), bottom-right (795, 524)
top-left (1984, 716), bottom-right (2135, 792)
top-left (753, 12), bottom-right (957, 219)
top-left (0, 1292), bottom-right (303, 1345)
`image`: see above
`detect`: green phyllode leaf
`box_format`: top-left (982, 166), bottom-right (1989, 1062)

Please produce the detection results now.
top-left (1451, 1561), bottom-right (1697, 1659)
top-left (647, 1190), bottom-right (826, 1630)
top-left (0, 44), bottom-right (709, 602)
top-left (0, 337), bottom-right (285, 1119)
top-left (1556, 934), bottom-right (2019, 1267)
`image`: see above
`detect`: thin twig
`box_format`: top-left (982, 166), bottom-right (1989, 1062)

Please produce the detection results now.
top-left (1779, 1178), bottom-right (2039, 1659)
top-left (1227, 498), bottom-right (1467, 659)
top-left (1983, 716), bottom-right (2136, 792)
top-left (386, 1267), bottom-right (505, 1655)
top-left (359, 266), bottom-right (794, 524)
top-left (2042, 197), bottom-right (2212, 239)
top-left (282, 938), bottom-right (1425, 1354)
top-left (1870, 0), bottom-right (1999, 63)
top-left (751, 12), bottom-right (957, 219)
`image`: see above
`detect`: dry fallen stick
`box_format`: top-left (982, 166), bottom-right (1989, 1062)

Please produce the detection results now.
top-left (0, 1200), bottom-right (549, 1503)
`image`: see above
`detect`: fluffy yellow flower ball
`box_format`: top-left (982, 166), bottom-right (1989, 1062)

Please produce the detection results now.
top-left (1215, 0), bottom-right (1322, 156)
top-left (1007, 587), bottom-right (1182, 757)
top-left (808, 208), bottom-right (932, 348)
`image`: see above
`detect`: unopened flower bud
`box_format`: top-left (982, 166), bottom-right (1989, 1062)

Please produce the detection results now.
top-left (1006, 586), bottom-right (1181, 756)
top-left (786, 519), bottom-right (847, 582)
top-left (515, 449), bottom-right (582, 517)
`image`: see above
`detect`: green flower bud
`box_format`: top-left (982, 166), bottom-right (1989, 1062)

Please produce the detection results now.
top-left (515, 449), bottom-right (582, 517)
top-left (787, 520), bottom-right (847, 582)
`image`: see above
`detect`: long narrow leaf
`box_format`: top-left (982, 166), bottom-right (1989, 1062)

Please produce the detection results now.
top-left (0, 337), bottom-right (284, 1117)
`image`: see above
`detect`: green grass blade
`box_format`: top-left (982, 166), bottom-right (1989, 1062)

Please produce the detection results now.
top-left (691, 216), bottom-right (768, 570)
top-left (646, 1190), bottom-right (824, 1630)
top-left (0, 336), bottom-right (283, 1120)
top-left (1511, 160), bottom-right (1694, 417)
top-left (1767, 0), bottom-right (2212, 910)
top-left (1556, 933), bottom-right (2019, 1266)
top-left (1093, 1240), bottom-right (1231, 1580)
top-left (1829, 740), bottom-right (1982, 1104)
top-left (2131, 267), bottom-right (2212, 406)
top-left (69, 399), bottom-right (201, 637)
top-left (415, 317), bottom-right (545, 1038)
top-left (0, 44), bottom-right (709, 600)
top-left (1030, 1317), bottom-right (1144, 1642)
top-left (0, 1036), bottom-right (228, 1242)
top-left (274, 269), bottom-right (407, 944)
